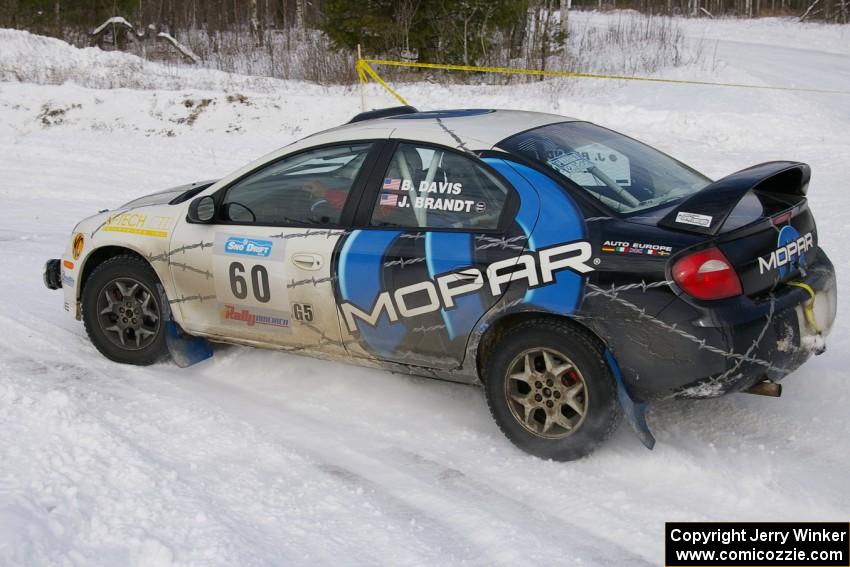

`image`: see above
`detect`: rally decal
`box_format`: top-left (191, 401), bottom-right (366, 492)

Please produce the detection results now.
top-left (424, 232), bottom-right (480, 340)
top-left (337, 230), bottom-right (406, 357)
top-left (213, 233), bottom-right (291, 330)
top-left (335, 157), bottom-right (593, 367)
top-left (101, 211), bottom-right (174, 238)
top-left (221, 304), bottom-right (292, 331)
top-left (602, 240), bottom-right (673, 257)
top-left (338, 241), bottom-right (592, 334)
top-left (484, 158), bottom-right (588, 315)
top-left (758, 225), bottom-right (814, 276)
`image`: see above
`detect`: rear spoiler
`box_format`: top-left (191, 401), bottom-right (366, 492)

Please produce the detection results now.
top-left (658, 161), bottom-right (810, 236)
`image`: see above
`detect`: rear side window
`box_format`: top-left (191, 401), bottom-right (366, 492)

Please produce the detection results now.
top-left (369, 143), bottom-right (508, 230)
top-left (499, 122), bottom-right (710, 215)
top-left (221, 143), bottom-right (373, 226)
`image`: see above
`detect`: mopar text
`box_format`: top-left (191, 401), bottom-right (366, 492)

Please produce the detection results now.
top-left (758, 231), bottom-right (814, 275)
top-left (340, 242), bottom-right (593, 332)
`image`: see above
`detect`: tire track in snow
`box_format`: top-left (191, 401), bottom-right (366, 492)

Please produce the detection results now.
top-left (0, 348), bottom-right (440, 565)
top-left (171, 373), bottom-right (655, 566)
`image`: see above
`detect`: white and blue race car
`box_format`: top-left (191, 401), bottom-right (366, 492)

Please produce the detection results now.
top-left (44, 107), bottom-right (836, 460)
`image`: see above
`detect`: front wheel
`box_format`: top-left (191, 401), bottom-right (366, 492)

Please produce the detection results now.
top-left (483, 320), bottom-right (622, 461)
top-left (82, 254), bottom-right (167, 365)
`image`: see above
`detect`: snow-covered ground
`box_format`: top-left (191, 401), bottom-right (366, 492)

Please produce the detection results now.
top-left (1, 15), bottom-right (849, 566)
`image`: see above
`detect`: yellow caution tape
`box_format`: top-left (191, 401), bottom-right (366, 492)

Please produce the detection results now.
top-left (356, 60), bottom-right (410, 106)
top-left (787, 281), bottom-right (821, 335)
top-left (356, 57), bottom-right (850, 105)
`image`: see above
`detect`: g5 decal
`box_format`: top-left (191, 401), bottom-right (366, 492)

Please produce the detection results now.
top-left (292, 303), bottom-right (314, 322)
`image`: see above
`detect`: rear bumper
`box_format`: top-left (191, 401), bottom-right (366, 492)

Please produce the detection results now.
top-left (671, 249), bottom-right (837, 399)
top-left (44, 259), bottom-right (62, 290)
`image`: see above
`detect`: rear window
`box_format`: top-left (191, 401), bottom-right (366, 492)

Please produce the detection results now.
top-left (499, 122), bottom-right (710, 215)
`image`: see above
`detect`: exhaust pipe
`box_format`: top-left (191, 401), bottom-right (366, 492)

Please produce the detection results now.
top-left (744, 380), bottom-right (782, 397)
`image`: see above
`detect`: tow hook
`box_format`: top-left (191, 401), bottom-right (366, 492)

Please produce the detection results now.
top-left (744, 380), bottom-right (782, 397)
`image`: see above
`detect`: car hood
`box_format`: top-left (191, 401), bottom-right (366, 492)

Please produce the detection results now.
top-left (118, 179), bottom-right (219, 209)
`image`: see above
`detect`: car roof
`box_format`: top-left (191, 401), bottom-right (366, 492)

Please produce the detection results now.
top-left (203, 109), bottom-right (578, 195)
top-left (303, 109), bottom-right (578, 151)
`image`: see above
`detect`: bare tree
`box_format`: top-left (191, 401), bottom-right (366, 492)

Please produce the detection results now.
top-left (395, 0), bottom-right (421, 60)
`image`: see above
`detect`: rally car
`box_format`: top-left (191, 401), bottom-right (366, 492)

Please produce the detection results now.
top-left (44, 107), bottom-right (837, 460)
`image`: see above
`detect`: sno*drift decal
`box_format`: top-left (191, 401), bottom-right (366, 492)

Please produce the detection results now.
top-left (224, 237), bottom-right (273, 257)
top-left (339, 241), bottom-right (593, 333)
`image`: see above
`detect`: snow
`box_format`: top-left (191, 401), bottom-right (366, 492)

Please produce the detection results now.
top-left (1, 16), bottom-right (850, 566)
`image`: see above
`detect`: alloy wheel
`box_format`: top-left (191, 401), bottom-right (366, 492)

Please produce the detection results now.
top-left (504, 347), bottom-right (589, 439)
top-left (96, 278), bottom-right (161, 351)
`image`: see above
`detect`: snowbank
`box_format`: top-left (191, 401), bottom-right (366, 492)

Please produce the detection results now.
top-left (0, 28), bottom-right (298, 92)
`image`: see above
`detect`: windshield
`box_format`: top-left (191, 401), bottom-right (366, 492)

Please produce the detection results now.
top-left (499, 122), bottom-right (711, 215)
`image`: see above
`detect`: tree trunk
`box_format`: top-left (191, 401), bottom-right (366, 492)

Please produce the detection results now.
top-left (559, 0), bottom-right (569, 38)
top-left (251, 0), bottom-right (262, 46)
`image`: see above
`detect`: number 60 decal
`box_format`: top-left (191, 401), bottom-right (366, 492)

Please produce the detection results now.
top-left (229, 262), bottom-right (270, 303)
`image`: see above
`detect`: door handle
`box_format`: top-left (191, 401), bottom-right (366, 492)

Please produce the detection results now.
top-left (292, 253), bottom-right (323, 271)
top-left (291, 253), bottom-right (323, 271)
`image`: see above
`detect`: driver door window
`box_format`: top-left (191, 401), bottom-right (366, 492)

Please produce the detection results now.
top-left (370, 143), bottom-right (508, 230)
top-left (222, 143), bottom-right (374, 226)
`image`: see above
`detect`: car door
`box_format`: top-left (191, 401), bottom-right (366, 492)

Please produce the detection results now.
top-left (169, 141), bottom-right (382, 353)
top-left (333, 141), bottom-right (531, 369)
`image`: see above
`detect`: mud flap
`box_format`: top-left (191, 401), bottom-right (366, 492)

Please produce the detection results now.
top-left (604, 350), bottom-right (655, 450)
top-left (159, 286), bottom-right (213, 368)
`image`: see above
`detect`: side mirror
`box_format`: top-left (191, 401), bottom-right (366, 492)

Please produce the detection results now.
top-left (187, 195), bottom-right (216, 223)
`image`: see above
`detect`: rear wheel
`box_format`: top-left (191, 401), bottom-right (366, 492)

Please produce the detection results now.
top-left (483, 320), bottom-right (621, 461)
top-left (82, 255), bottom-right (167, 365)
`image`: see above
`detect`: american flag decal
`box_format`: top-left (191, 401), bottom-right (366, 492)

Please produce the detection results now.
top-left (383, 178), bottom-right (402, 191)
top-left (380, 192), bottom-right (398, 206)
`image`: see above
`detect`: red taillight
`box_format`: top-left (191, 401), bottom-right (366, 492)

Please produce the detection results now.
top-left (672, 247), bottom-right (742, 300)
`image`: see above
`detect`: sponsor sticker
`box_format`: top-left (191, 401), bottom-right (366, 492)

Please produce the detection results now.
top-left (758, 226), bottom-right (814, 276)
top-left (224, 237), bottom-right (273, 257)
top-left (213, 234), bottom-right (288, 309)
top-left (221, 303), bottom-right (292, 331)
top-left (602, 240), bottom-right (673, 256)
top-left (340, 241), bottom-right (594, 333)
top-left (102, 212), bottom-right (172, 238)
top-left (61, 274), bottom-right (75, 287)
top-left (675, 211), bottom-right (713, 228)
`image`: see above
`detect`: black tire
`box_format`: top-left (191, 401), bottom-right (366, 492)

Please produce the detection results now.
top-left (82, 254), bottom-right (167, 366)
top-left (483, 320), bottom-right (622, 461)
